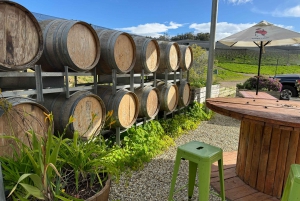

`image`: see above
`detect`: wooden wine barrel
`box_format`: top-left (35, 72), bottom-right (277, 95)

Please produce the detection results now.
top-left (179, 45), bottom-right (193, 71)
top-left (156, 81), bottom-right (179, 112)
top-left (95, 29), bottom-right (136, 74)
top-left (134, 86), bottom-right (160, 118)
top-left (42, 91), bottom-right (106, 140)
top-left (96, 86), bottom-right (139, 128)
top-left (0, 1), bottom-right (43, 71)
top-left (37, 19), bottom-right (100, 72)
top-left (156, 41), bottom-right (181, 74)
top-left (0, 97), bottom-right (50, 157)
top-left (132, 36), bottom-right (160, 74)
top-left (176, 80), bottom-right (191, 107)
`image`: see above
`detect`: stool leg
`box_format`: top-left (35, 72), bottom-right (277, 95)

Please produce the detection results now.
top-left (281, 173), bottom-right (291, 201)
top-left (168, 153), bottom-right (182, 201)
top-left (198, 161), bottom-right (211, 201)
top-left (218, 159), bottom-right (226, 201)
top-left (188, 161), bottom-right (198, 199)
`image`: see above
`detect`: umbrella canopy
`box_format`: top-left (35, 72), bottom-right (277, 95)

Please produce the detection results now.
top-left (218, 20), bottom-right (300, 95)
top-left (219, 20), bottom-right (300, 47)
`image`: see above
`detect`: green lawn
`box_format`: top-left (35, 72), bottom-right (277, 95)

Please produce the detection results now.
top-left (217, 62), bottom-right (300, 76)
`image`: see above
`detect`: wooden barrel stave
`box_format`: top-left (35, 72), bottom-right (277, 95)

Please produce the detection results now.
top-left (176, 80), bottom-right (191, 107)
top-left (156, 81), bottom-right (179, 112)
top-left (96, 86), bottom-right (139, 128)
top-left (42, 91), bottom-right (106, 140)
top-left (132, 36), bottom-right (160, 74)
top-left (37, 19), bottom-right (100, 72)
top-left (156, 41), bottom-right (181, 74)
top-left (0, 1), bottom-right (43, 71)
top-left (134, 86), bottom-right (160, 118)
top-left (179, 45), bottom-right (193, 71)
top-left (95, 29), bottom-right (136, 74)
top-left (0, 97), bottom-right (50, 157)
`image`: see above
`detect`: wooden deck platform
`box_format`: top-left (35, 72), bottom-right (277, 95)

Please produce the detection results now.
top-left (211, 151), bottom-right (280, 201)
top-left (238, 91), bottom-right (278, 100)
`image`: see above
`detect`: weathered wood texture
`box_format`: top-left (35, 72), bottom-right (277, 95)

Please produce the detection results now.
top-left (156, 41), bottom-right (180, 73)
top-left (206, 97), bottom-right (300, 198)
top-left (176, 80), bottom-right (191, 107)
top-left (0, 1), bottom-right (43, 71)
top-left (132, 36), bottom-right (160, 74)
top-left (134, 86), bottom-right (159, 118)
top-left (37, 19), bottom-right (100, 72)
top-left (179, 45), bottom-right (193, 71)
top-left (206, 97), bottom-right (300, 128)
top-left (95, 29), bottom-right (136, 74)
top-left (96, 86), bottom-right (139, 129)
top-left (42, 91), bottom-right (106, 140)
top-left (0, 97), bottom-right (50, 157)
top-left (156, 81), bottom-right (178, 112)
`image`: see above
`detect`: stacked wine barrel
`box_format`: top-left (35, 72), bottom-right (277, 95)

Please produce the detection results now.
top-left (0, 1), bottom-right (194, 154)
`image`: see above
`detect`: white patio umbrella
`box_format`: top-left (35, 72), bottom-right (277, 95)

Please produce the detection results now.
top-left (218, 20), bottom-right (300, 95)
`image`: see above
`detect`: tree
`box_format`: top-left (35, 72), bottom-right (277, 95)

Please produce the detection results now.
top-left (157, 32), bottom-right (170, 41)
top-left (195, 32), bottom-right (210, 41)
top-left (188, 44), bottom-right (208, 87)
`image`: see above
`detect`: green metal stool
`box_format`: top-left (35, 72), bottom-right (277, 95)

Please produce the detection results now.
top-left (168, 141), bottom-right (225, 201)
top-left (281, 164), bottom-right (300, 201)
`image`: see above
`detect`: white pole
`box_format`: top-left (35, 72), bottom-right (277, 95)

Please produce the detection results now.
top-left (206, 0), bottom-right (219, 102)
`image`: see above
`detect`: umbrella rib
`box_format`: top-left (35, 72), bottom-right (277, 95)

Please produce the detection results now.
top-left (264, 41), bottom-right (272, 46)
top-left (230, 42), bottom-right (238, 47)
top-left (253, 41), bottom-right (260, 47)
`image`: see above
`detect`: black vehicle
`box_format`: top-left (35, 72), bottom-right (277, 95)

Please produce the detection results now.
top-left (273, 74), bottom-right (300, 100)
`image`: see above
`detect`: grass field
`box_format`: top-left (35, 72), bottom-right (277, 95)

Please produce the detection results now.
top-left (217, 62), bottom-right (300, 76)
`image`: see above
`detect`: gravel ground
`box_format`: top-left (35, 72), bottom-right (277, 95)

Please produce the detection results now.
top-left (109, 113), bottom-right (241, 201)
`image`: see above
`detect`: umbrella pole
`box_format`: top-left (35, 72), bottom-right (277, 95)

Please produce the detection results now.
top-left (256, 41), bottom-right (263, 95)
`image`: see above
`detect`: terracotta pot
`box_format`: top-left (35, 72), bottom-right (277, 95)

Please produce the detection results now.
top-left (85, 176), bottom-right (111, 201)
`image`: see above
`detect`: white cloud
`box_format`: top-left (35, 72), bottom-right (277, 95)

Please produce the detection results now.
top-left (115, 21), bottom-right (183, 38)
top-left (227, 0), bottom-right (252, 5)
top-left (272, 5), bottom-right (300, 17)
top-left (190, 22), bottom-right (255, 41)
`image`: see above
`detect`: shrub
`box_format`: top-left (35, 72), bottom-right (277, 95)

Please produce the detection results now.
top-left (236, 76), bottom-right (282, 91)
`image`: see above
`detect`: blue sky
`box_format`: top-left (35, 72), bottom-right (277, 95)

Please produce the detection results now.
top-left (13, 0), bottom-right (300, 41)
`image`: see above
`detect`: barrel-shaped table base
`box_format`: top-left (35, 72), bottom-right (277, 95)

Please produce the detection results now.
top-left (236, 118), bottom-right (300, 198)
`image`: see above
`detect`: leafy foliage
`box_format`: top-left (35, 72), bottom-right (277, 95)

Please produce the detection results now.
top-left (236, 76), bottom-right (282, 91)
top-left (0, 101), bottom-right (212, 200)
top-left (188, 44), bottom-right (209, 88)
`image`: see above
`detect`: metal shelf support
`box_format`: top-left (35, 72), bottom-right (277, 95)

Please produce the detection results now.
top-left (34, 65), bottom-right (44, 103)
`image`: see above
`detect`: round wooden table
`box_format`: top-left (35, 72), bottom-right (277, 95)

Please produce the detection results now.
top-left (206, 97), bottom-right (300, 198)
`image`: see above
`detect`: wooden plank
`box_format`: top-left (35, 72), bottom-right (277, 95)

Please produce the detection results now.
top-left (249, 122), bottom-right (263, 188)
top-left (210, 167), bottom-right (236, 183)
top-left (283, 130), bottom-right (299, 190)
top-left (272, 129), bottom-right (291, 198)
top-left (236, 120), bottom-right (250, 179)
top-left (235, 192), bottom-right (273, 201)
top-left (243, 121), bottom-right (256, 184)
top-left (256, 125), bottom-right (272, 192)
top-left (264, 128), bottom-right (281, 195)
top-left (226, 185), bottom-right (257, 200)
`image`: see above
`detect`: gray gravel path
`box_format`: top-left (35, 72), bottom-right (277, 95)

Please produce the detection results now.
top-left (109, 113), bottom-right (241, 201)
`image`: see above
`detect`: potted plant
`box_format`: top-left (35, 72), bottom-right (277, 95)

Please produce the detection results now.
top-left (0, 113), bottom-right (119, 201)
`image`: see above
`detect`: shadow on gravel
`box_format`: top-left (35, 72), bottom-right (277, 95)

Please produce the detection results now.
top-left (206, 114), bottom-right (240, 128)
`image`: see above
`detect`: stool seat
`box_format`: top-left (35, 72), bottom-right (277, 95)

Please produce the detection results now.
top-left (178, 141), bottom-right (223, 162)
top-left (168, 141), bottom-right (225, 201)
